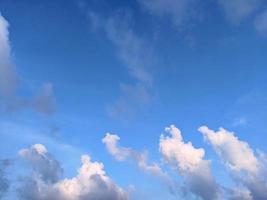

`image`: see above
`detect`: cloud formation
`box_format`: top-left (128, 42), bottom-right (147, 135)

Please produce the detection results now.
top-left (18, 144), bottom-right (128, 200)
top-left (160, 125), bottom-right (220, 200)
top-left (254, 9), bottom-right (267, 35)
top-left (138, 0), bottom-right (198, 27)
top-left (102, 133), bottom-right (180, 196)
top-left (19, 143), bottom-right (63, 183)
top-left (0, 159), bottom-right (10, 199)
top-left (0, 14), bottom-right (56, 116)
top-left (0, 13), bottom-right (18, 97)
top-left (199, 126), bottom-right (267, 200)
top-left (103, 133), bottom-right (167, 178)
top-left (88, 11), bottom-right (155, 118)
top-left (217, 0), bottom-right (262, 24)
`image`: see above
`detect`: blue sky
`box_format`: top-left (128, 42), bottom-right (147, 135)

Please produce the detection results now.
top-left (0, 0), bottom-right (267, 199)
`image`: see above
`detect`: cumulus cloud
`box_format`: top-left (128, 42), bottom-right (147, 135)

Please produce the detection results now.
top-left (218, 0), bottom-right (262, 24)
top-left (102, 133), bottom-right (179, 195)
top-left (160, 125), bottom-right (220, 200)
top-left (199, 126), bottom-right (267, 200)
top-left (19, 144), bottom-right (63, 183)
top-left (138, 0), bottom-right (199, 27)
top-left (199, 126), bottom-right (259, 173)
top-left (18, 144), bottom-right (128, 200)
top-left (0, 13), bottom-right (18, 97)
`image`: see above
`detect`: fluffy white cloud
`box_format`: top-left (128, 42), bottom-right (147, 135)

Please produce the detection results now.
top-left (138, 0), bottom-right (198, 26)
top-left (199, 126), bottom-right (259, 173)
top-left (102, 133), bottom-right (180, 196)
top-left (18, 144), bottom-right (128, 200)
top-left (199, 126), bottom-right (267, 200)
top-left (0, 13), bottom-right (18, 97)
top-left (218, 0), bottom-right (262, 24)
top-left (160, 125), bottom-right (220, 200)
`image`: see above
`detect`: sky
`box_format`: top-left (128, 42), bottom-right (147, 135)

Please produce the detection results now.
top-left (0, 0), bottom-right (267, 199)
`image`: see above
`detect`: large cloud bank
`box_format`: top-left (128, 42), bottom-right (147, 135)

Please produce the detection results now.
top-left (17, 144), bottom-right (128, 200)
top-left (103, 125), bottom-right (267, 200)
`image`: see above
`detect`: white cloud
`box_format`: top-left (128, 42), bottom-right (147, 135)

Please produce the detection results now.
top-left (102, 133), bottom-right (179, 196)
top-left (254, 9), bottom-right (267, 35)
top-left (19, 144), bottom-right (63, 183)
top-left (160, 125), bottom-right (220, 200)
top-left (198, 126), bottom-right (259, 173)
top-left (218, 0), bottom-right (262, 24)
top-left (138, 0), bottom-right (198, 26)
top-left (18, 144), bottom-right (128, 200)
top-left (199, 126), bottom-right (267, 200)
top-left (0, 14), bottom-right (56, 116)
top-left (0, 13), bottom-right (18, 97)
top-left (103, 133), bottom-right (167, 177)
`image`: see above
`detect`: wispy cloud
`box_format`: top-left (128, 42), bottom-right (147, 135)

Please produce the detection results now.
top-left (102, 133), bottom-right (179, 195)
top-left (0, 13), bottom-right (56, 116)
top-left (88, 11), bottom-right (156, 119)
top-left (217, 0), bottom-right (262, 24)
top-left (0, 13), bottom-right (18, 97)
top-left (254, 9), bottom-right (267, 36)
top-left (138, 0), bottom-right (199, 27)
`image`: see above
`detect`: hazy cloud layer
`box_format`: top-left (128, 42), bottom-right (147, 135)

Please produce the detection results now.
top-left (0, 159), bottom-right (11, 199)
top-left (138, 0), bottom-right (199, 27)
top-left (254, 9), bottom-right (267, 35)
top-left (217, 0), bottom-right (262, 24)
top-left (18, 144), bottom-right (128, 200)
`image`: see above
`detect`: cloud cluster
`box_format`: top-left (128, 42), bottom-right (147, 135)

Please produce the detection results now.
top-left (103, 125), bottom-right (267, 200)
top-left (102, 133), bottom-right (181, 196)
top-left (17, 144), bottom-right (128, 200)
top-left (199, 126), bottom-right (267, 200)
top-left (0, 13), bottom-right (56, 115)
